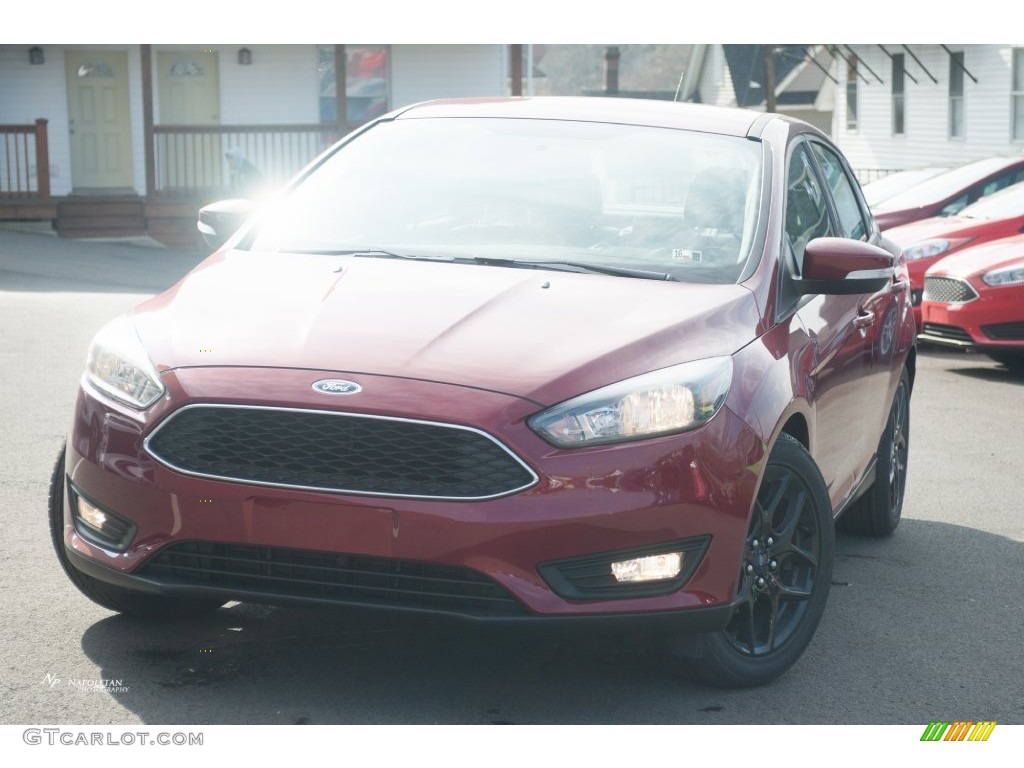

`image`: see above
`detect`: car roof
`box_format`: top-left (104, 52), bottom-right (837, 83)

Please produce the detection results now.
top-left (393, 96), bottom-right (769, 137)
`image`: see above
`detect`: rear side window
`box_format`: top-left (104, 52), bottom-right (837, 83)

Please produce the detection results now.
top-left (810, 143), bottom-right (867, 241)
top-left (785, 145), bottom-right (834, 268)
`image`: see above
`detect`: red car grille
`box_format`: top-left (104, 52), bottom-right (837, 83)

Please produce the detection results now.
top-left (145, 405), bottom-right (537, 500)
top-left (922, 276), bottom-right (978, 304)
top-left (138, 541), bottom-right (528, 618)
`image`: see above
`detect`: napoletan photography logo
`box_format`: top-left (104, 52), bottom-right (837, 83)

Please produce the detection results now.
top-left (42, 673), bottom-right (129, 694)
top-left (920, 721), bottom-right (997, 742)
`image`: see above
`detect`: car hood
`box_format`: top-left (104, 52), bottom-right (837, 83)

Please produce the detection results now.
top-left (882, 214), bottom-right (1015, 247)
top-left (926, 234), bottom-right (1024, 279)
top-left (131, 250), bottom-right (760, 406)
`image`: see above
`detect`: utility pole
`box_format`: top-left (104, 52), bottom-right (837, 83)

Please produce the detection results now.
top-left (764, 45), bottom-right (777, 113)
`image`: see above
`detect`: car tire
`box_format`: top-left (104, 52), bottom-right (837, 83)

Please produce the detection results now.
top-left (837, 368), bottom-right (910, 537)
top-left (48, 442), bottom-right (225, 619)
top-left (985, 351), bottom-right (1024, 371)
top-left (679, 433), bottom-right (834, 688)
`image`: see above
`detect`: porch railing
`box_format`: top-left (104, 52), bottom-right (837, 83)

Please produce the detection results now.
top-left (0, 119), bottom-right (50, 200)
top-left (153, 124), bottom-right (341, 197)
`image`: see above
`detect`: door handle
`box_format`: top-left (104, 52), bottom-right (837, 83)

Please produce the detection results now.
top-left (854, 309), bottom-right (875, 329)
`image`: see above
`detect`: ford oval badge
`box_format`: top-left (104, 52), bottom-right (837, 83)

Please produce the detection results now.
top-left (312, 379), bottom-right (362, 395)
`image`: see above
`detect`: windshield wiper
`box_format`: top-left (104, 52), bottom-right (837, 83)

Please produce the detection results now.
top-left (279, 249), bottom-right (677, 281)
top-left (281, 247), bottom-right (452, 261)
top-left (456, 256), bottom-right (680, 282)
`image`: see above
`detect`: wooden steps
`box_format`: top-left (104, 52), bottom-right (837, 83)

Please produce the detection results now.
top-left (57, 198), bottom-right (146, 239)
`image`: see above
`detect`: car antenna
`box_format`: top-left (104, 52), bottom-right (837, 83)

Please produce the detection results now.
top-left (673, 70), bottom-right (686, 102)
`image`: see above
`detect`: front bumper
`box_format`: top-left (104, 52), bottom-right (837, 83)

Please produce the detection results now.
top-left (920, 283), bottom-right (1024, 353)
top-left (61, 366), bottom-right (765, 625)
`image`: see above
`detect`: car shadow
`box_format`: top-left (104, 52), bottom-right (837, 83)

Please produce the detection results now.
top-left (77, 518), bottom-right (1023, 724)
top-left (917, 345), bottom-right (1024, 384)
top-left (947, 365), bottom-right (1024, 385)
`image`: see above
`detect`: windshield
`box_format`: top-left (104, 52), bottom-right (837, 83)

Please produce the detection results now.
top-left (247, 118), bottom-right (765, 284)
top-left (874, 157), bottom-right (1015, 210)
top-left (958, 180), bottom-right (1024, 220)
top-left (863, 167), bottom-right (947, 207)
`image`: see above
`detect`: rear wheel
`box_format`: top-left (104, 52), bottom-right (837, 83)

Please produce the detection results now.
top-left (838, 368), bottom-right (910, 537)
top-left (681, 434), bottom-right (834, 688)
top-left (49, 442), bottom-right (225, 619)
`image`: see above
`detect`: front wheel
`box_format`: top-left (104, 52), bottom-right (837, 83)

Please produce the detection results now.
top-left (680, 434), bottom-right (834, 688)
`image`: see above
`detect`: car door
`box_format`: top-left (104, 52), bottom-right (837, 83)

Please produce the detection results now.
top-left (782, 141), bottom-right (874, 506)
top-left (809, 141), bottom-right (903, 457)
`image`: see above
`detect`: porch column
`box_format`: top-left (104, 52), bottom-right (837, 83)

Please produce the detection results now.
top-left (334, 44), bottom-right (347, 137)
top-left (510, 45), bottom-right (523, 96)
top-left (34, 119), bottom-right (50, 201)
top-left (141, 44), bottom-right (156, 198)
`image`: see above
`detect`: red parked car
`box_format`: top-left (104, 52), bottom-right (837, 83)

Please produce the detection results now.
top-left (919, 234), bottom-right (1024, 368)
top-left (872, 155), bottom-right (1024, 231)
top-left (882, 181), bottom-right (1024, 326)
top-left (50, 98), bottom-right (916, 688)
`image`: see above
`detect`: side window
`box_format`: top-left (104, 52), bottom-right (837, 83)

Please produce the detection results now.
top-left (785, 144), bottom-right (834, 271)
top-left (810, 143), bottom-right (867, 241)
top-left (951, 171), bottom-right (1019, 214)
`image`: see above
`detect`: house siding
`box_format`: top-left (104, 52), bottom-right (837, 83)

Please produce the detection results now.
top-left (390, 45), bottom-right (506, 107)
top-left (214, 45), bottom-right (319, 125)
top-left (699, 46), bottom-right (737, 107)
top-left (833, 45), bottom-right (1022, 175)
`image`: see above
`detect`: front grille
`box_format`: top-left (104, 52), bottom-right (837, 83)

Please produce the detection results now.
top-left (921, 323), bottom-right (974, 343)
top-left (982, 321), bottom-right (1024, 341)
top-left (138, 541), bottom-right (527, 618)
top-left (923, 276), bottom-right (978, 304)
top-left (145, 405), bottom-right (537, 500)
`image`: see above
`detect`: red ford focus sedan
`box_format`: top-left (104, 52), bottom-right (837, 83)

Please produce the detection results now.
top-left (880, 181), bottom-right (1024, 328)
top-left (919, 233), bottom-right (1024, 368)
top-left (51, 98), bottom-right (916, 688)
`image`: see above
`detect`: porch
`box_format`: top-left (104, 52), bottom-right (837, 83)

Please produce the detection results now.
top-left (0, 44), bottom-right (362, 250)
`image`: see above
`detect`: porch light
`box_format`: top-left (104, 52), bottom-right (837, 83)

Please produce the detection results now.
top-left (29, 47), bottom-right (44, 65)
top-left (238, 48), bottom-right (252, 66)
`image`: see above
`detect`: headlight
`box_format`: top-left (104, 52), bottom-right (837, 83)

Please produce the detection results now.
top-left (85, 316), bottom-right (164, 409)
top-left (528, 357), bottom-right (733, 448)
top-left (982, 263), bottom-right (1024, 287)
top-left (902, 238), bottom-right (971, 261)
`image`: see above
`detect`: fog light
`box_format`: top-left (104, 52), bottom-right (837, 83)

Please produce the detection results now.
top-left (71, 488), bottom-right (135, 551)
top-left (611, 552), bottom-right (683, 583)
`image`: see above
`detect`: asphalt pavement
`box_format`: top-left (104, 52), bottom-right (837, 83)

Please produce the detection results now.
top-left (1, 229), bottom-right (1022, 726)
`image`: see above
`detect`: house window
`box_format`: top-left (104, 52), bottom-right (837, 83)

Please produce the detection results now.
top-left (1014, 48), bottom-right (1024, 141)
top-left (892, 54), bottom-right (906, 135)
top-left (318, 46), bottom-right (389, 128)
top-left (846, 55), bottom-right (858, 130)
top-left (949, 51), bottom-right (965, 138)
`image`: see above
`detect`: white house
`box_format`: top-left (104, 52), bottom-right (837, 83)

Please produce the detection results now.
top-left (0, 44), bottom-right (511, 246)
top-left (831, 44), bottom-right (1024, 180)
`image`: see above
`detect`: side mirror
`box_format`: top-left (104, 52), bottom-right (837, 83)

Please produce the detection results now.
top-left (795, 237), bottom-right (895, 296)
top-left (197, 199), bottom-right (255, 250)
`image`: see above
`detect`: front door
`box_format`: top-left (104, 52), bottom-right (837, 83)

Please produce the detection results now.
top-left (65, 51), bottom-right (134, 190)
top-left (157, 51), bottom-right (222, 192)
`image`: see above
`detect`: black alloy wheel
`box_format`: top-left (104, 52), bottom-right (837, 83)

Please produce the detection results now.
top-left (680, 434), bottom-right (834, 688)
